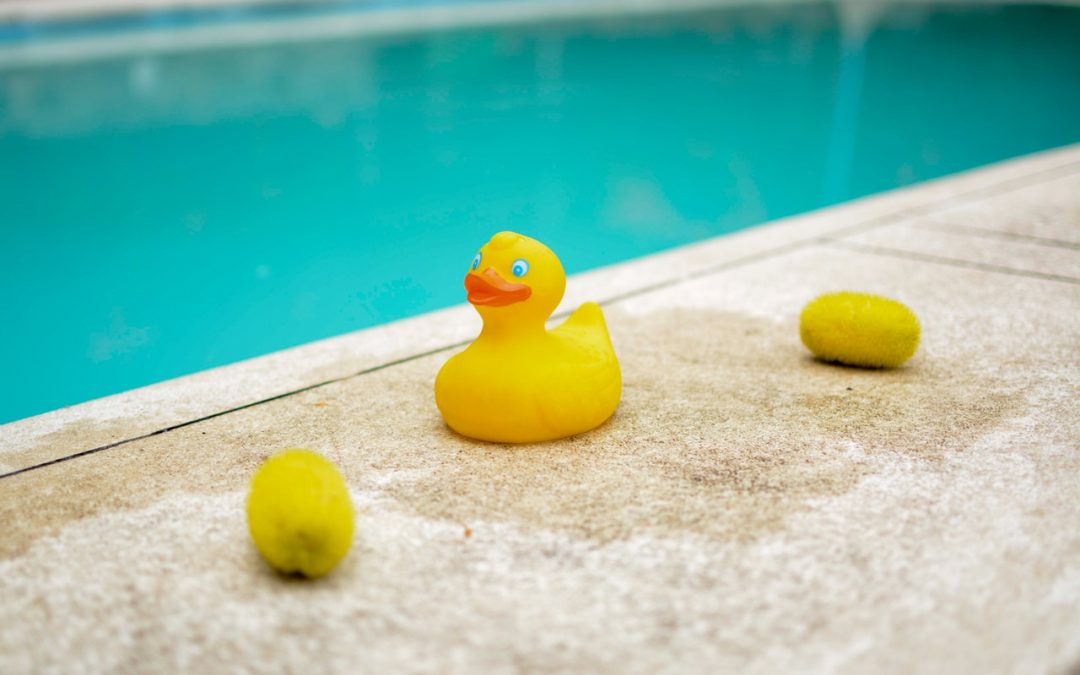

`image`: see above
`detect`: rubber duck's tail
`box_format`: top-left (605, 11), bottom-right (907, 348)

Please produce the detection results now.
top-left (552, 301), bottom-right (614, 351)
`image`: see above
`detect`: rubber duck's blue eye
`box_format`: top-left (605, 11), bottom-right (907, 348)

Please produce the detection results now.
top-left (511, 258), bottom-right (529, 277)
top-left (471, 253), bottom-right (482, 271)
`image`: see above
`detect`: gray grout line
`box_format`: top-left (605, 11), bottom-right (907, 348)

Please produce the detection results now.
top-left (590, 158), bottom-right (1080, 305)
top-left (3, 154), bottom-right (1080, 480)
top-left (0, 341), bottom-right (471, 480)
top-left (596, 239), bottom-right (814, 307)
top-left (824, 238), bottom-right (1080, 286)
top-left (820, 161), bottom-right (1080, 240)
top-left (913, 222), bottom-right (1080, 251)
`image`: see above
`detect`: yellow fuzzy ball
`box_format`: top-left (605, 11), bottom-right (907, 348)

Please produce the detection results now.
top-left (246, 448), bottom-right (354, 578)
top-left (799, 291), bottom-right (920, 368)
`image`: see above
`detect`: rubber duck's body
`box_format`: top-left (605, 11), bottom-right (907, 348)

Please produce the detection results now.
top-left (435, 231), bottom-right (621, 443)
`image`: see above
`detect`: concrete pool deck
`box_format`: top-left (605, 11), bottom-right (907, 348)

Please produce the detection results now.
top-left (1, 144), bottom-right (1079, 673)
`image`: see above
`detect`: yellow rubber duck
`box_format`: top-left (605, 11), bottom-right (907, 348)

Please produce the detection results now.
top-left (435, 231), bottom-right (621, 443)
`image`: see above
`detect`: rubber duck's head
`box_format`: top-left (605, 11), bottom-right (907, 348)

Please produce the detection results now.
top-left (464, 231), bottom-right (565, 328)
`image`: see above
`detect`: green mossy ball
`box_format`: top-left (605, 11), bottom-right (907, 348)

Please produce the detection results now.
top-left (800, 291), bottom-right (921, 368)
top-left (246, 448), bottom-right (354, 578)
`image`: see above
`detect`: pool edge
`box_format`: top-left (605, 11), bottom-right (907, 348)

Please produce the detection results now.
top-left (2, 140), bottom-right (1079, 474)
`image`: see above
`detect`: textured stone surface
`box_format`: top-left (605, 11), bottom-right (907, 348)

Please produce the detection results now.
top-left (912, 171), bottom-right (1080, 245)
top-left (0, 145), bottom-right (1078, 674)
top-left (841, 222), bottom-right (1079, 282)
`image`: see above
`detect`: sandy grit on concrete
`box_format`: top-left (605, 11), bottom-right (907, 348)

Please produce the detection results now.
top-left (0, 148), bottom-right (1078, 674)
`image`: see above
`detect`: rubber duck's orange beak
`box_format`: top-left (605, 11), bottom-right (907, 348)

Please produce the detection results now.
top-left (465, 268), bottom-right (532, 307)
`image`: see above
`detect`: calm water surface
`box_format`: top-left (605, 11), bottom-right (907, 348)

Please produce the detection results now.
top-left (1, 2), bottom-right (1079, 423)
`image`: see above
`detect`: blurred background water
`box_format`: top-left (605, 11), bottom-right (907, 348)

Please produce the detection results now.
top-left (1, 1), bottom-right (1079, 423)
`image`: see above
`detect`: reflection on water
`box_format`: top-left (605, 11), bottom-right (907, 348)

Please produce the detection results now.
top-left (1, 2), bottom-right (1079, 422)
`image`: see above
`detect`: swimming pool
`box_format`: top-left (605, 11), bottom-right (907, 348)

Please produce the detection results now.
top-left (1, 1), bottom-right (1079, 424)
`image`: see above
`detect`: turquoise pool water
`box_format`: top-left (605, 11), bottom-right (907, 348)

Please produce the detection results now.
top-left (1, 2), bottom-right (1079, 424)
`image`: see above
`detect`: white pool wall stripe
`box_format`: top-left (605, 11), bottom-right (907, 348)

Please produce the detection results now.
top-left (6, 0), bottom-right (797, 23)
top-left (3, 0), bottom-right (1076, 24)
top-left (0, 0), bottom-right (298, 23)
top-left (2, 0), bottom-right (1077, 69)
top-left (0, 0), bottom-right (746, 68)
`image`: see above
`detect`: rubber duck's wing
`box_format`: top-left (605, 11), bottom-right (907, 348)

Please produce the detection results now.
top-left (537, 302), bottom-right (621, 436)
top-left (550, 301), bottom-right (614, 355)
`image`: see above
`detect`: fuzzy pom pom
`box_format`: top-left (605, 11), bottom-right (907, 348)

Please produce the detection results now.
top-left (246, 448), bottom-right (354, 578)
top-left (799, 292), bottom-right (920, 368)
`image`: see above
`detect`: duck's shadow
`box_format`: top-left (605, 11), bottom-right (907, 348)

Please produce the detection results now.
top-left (428, 415), bottom-right (617, 452)
top-left (801, 353), bottom-right (920, 374)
